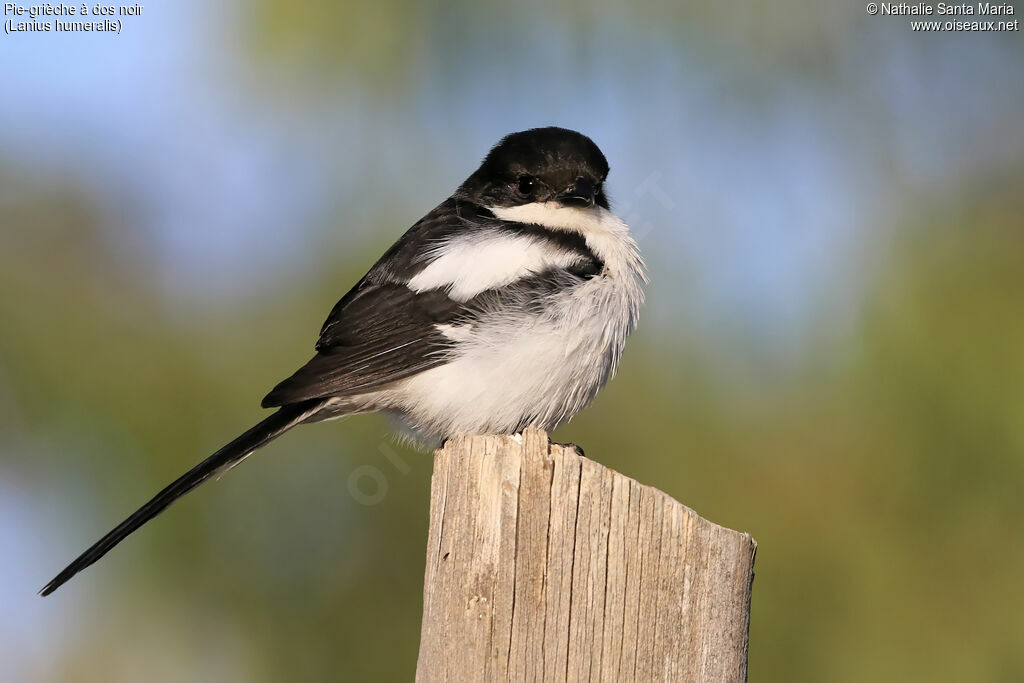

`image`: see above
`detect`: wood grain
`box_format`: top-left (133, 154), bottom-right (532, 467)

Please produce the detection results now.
top-left (416, 429), bottom-right (756, 682)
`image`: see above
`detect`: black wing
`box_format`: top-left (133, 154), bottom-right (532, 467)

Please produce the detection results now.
top-left (262, 284), bottom-right (462, 407)
top-left (262, 197), bottom-right (603, 407)
top-left (262, 200), bottom-right (479, 407)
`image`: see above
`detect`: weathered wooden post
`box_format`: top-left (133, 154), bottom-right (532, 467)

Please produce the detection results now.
top-left (416, 429), bottom-right (756, 682)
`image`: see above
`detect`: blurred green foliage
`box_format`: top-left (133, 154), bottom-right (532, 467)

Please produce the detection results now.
top-left (4, 163), bottom-right (1022, 681)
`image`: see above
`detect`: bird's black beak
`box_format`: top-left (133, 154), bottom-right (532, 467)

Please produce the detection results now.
top-left (557, 178), bottom-right (596, 208)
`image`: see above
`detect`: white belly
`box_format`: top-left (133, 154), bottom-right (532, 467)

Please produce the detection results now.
top-left (396, 279), bottom-right (641, 443)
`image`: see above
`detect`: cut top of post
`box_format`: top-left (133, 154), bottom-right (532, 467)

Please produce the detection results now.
top-left (416, 429), bottom-right (756, 682)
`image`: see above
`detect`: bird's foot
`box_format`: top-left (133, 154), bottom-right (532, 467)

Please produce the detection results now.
top-left (553, 441), bottom-right (585, 458)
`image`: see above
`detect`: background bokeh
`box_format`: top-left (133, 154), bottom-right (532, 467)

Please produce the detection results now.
top-left (2, 1), bottom-right (1023, 680)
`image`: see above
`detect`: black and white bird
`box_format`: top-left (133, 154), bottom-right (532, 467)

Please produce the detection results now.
top-left (41, 126), bottom-right (646, 596)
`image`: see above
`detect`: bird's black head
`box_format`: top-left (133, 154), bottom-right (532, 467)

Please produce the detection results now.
top-left (458, 127), bottom-right (610, 210)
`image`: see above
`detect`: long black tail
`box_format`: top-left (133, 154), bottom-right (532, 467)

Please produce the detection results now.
top-left (40, 399), bottom-right (329, 596)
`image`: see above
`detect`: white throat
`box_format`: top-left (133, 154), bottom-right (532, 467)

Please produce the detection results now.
top-left (488, 202), bottom-right (647, 281)
top-left (490, 202), bottom-right (616, 234)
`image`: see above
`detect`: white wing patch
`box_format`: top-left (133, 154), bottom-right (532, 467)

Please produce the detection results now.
top-left (407, 233), bottom-right (582, 301)
top-left (435, 323), bottom-right (474, 342)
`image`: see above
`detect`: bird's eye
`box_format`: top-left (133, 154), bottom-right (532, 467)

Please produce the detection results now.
top-left (517, 175), bottom-right (536, 195)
